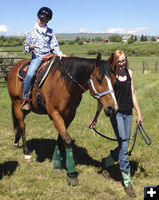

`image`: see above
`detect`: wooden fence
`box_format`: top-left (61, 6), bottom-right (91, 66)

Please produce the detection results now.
top-left (0, 50), bottom-right (25, 87)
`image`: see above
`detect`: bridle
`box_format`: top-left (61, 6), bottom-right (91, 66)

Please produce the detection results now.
top-left (63, 62), bottom-right (114, 99)
top-left (66, 72), bottom-right (114, 99)
top-left (89, 75), bottom-right (114, 99)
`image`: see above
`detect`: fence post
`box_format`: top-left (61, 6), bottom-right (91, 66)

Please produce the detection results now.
top-left (142, 61), bottom-right (145, 74)
top-left (155, 61), bottom-right (158, 72)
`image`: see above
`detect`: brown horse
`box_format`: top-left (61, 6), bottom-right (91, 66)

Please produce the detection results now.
top-left (7, 54), bottom-right (118, 185)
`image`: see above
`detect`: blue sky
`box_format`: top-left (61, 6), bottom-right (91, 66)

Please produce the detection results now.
top-left (0, 0), bottom-right (159, 36)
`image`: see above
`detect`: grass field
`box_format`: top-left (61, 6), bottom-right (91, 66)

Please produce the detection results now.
top-left (0, 67), bottom-right (159, 199)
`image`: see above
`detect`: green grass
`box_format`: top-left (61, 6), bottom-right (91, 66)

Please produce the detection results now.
top-left (0, 71), bottom-right (159, 200)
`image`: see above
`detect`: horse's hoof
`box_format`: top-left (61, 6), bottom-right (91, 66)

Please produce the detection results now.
top-left (67, 176), bottom-right (78, 186)
top-left (53, 168), bottom-right (63, 174)
top-left (67, 172), bottom-right (78, 186)
top-left (24, 154), bottom-right (32, 162)
top-left (13, 141), bottom-right (19, 148)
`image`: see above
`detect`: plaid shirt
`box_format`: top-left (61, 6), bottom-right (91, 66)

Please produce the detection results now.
top-left (24, 24), bottom-right (62, 59)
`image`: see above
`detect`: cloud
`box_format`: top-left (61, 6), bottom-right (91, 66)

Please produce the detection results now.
top-left (0, 25), bottom-right (8, 33)
top-left (79, 27), bottom-right (150, 35)
top-left (79, 28), bottom-right (93, 33)
top-left (79, 28), bottom-right (104, 33)
top-left (107, 27), bottom-right (149, 34)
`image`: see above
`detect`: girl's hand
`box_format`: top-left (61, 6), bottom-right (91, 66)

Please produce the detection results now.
top-left (89, 119), bottom-right (97, 129)
top-left (137, 114), bottom-right (143, 124)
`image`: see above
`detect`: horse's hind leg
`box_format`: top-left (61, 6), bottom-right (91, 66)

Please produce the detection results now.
top-left (12, 104), bottom-right (31, 160)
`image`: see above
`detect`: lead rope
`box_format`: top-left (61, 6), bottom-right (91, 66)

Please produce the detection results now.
top-left (91, 123), bottom-right (151, 156)
top-left (128, 123), bottom-right (151, 156)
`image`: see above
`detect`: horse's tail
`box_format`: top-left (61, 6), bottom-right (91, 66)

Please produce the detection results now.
top-left (11, 105), bottom-right (19, 131)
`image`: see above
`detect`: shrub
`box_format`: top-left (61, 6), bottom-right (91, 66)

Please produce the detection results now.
top-left (78, 41), bottom-right (83, 45)
top-left (58, 40), bottom-right (65, 45)
top-left (68, 40), bottom-right (75, 45)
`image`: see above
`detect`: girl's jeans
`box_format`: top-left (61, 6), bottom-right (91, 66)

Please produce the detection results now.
top-left (110, 112), bottom-right (132, 174)
top-left (23, 57), bottom-right (42, 99)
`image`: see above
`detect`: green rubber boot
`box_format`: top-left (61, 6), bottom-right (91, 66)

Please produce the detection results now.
top-left (104, 154), bottom-right (115, 168)
top-left (101, 154), bottom-right (115, 178)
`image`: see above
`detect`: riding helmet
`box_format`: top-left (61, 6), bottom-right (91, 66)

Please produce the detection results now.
top-left (37, 7), bottom-right (53, 21)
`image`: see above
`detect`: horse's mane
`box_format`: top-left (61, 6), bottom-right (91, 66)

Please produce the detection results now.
top-left (50, 56), bottom-right (111, 85)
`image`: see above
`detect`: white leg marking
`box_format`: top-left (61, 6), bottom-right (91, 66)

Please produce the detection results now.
top-left (24, 155), bottom-right (32, 160)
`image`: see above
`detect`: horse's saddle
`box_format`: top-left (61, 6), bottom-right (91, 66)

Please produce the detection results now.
top-left (18, 53), bottom-right (56, 88)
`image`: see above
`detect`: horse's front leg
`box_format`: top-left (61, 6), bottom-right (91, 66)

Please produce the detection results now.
top-left (52, 134), bottom-right (64, 173)
top-left (51, 111), bottom-right (78, 186)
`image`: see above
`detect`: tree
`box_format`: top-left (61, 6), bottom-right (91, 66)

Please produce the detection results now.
top-left (74, 37), bottom-right (80, 43)
top-left (127, 35), bottom-right (135, 44)
top-left (140, 34), bottom-right (148, 42)
top-left (94, 37), bottom-right (103, 42)
top-left (150, 36), bottom-right (156, 42)
top-left (134, 35), bottom-right (137, 42)
top-left (144, 35), bottom-right (148, 41)
top-left (108, 35), bottom-right (122, 42)
top-left (140, 34), bottom-right (145, 42)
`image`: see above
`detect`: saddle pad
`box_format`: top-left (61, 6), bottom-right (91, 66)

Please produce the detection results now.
top-left (18, 56), bottom-right (56, 88)
top-left (18, 61), bottom-right (30, 80)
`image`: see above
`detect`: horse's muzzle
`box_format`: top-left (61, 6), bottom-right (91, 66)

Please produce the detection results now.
top-left (104, 106), bottom-right (116, 117)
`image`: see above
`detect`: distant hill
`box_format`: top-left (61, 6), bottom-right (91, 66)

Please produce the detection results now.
top-left (5, 32), bottom-right (158, 41)
top-left (7, 32), bottom-right (131, 40)
top-left (56, 32), bottom-right (125, 40)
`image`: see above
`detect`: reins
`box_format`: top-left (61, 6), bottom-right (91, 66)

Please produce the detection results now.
top-left (66, 72), bottom-right (87, 92)
top-left (63, 63), bottom-right (114, 97)
top-left (91, 123), bottom-right (151, 155)
top-left (59, 58), bottom-right (87, 92)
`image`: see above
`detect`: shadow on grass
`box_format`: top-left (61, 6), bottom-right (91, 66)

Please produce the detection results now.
top-left (0, 161), bottom-right (19, 180)
top-left (26, 139), bottom-right (148, 180)
top-left (98, 159), bottom-right (148, 182)
top-left (27, 138), bottom-right (100, 167)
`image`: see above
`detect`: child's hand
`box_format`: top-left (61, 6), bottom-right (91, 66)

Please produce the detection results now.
top-left (29, 45), bottom-right (34, 52)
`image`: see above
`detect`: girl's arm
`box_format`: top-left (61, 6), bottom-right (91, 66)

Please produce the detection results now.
top-left (129, 69), bottom-right (143, 124)
top-left (89, 102), bottom-right (103, 128)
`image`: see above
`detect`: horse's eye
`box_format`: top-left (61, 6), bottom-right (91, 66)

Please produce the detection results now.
top-left (96, 78), bottom-right (102, 84)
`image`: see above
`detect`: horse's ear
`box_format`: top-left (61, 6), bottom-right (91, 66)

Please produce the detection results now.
top-left (107, 53), bottom-right (114, 64)
top-left (96, 53), bottom-right (101, 65)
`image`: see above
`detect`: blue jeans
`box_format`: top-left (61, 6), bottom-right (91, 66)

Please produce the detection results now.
top-left (23, 57), bottom-right (42, 98)
top-left (110, 112), bottom-right (132, 174)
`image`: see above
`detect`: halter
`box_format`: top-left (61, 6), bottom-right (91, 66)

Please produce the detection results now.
top-left (64, 65), bottom-right (114, 99)
top-left (89, 75), bottom-right (114, 99)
